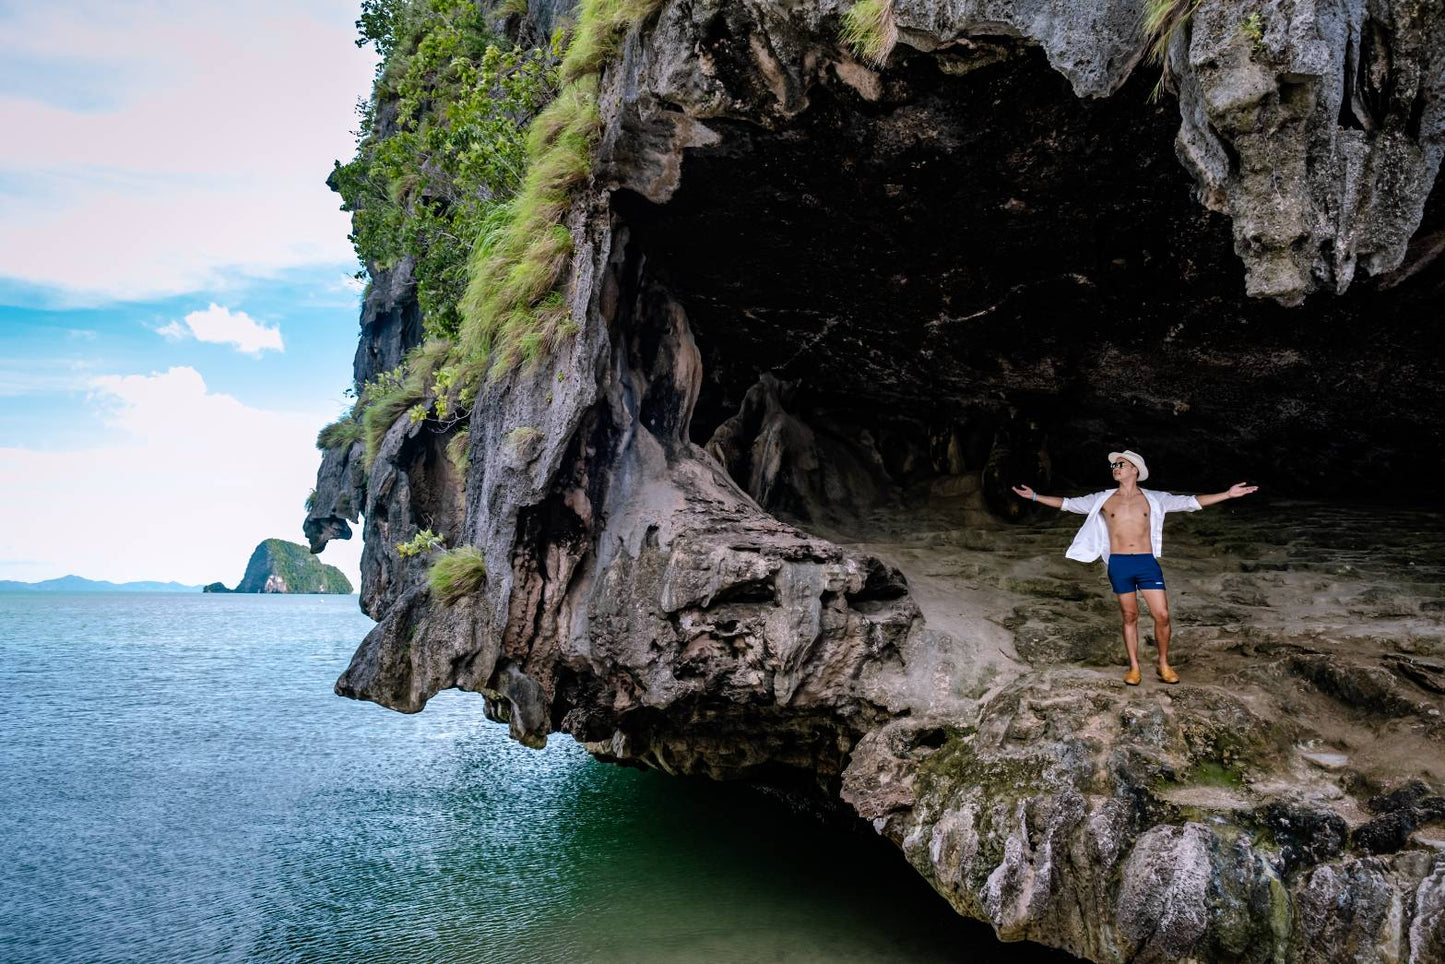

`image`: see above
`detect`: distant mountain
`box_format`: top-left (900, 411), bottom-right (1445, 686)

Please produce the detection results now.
top-left (0, 575), bottom-right (202, 593)
top-left (204, 539), bottom-right (352, 594)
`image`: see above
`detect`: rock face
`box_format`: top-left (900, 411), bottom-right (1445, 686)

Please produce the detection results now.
top-left (310, 2), bottom-right (1445, 961)
top-left (210, 539), bottom-right (352, 594)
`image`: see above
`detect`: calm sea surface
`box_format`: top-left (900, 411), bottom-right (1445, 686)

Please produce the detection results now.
top-left (0, 593), bottom-right (1066, 963)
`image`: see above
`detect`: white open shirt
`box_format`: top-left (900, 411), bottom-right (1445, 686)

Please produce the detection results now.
top-left (1060, 487), bottom-right (1203, 563)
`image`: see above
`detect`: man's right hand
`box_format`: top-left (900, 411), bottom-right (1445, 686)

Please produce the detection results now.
top-left (1011, 484), bottom-right (1036, 500)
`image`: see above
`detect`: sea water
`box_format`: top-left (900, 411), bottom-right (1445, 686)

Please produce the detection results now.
top-left (0, 593), bottom-right (1068, 963)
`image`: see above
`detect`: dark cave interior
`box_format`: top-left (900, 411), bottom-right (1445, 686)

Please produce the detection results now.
top-left (610, 44), bottom-right (1445, 517)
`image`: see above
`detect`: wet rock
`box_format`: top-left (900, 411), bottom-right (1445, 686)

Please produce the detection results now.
top-left (1355, 810), bottom-right (1420, 856)
top-left (1370, 780), bottom-right (1433, 815)
top-left (1259, 802), bottom-right (1348, 875)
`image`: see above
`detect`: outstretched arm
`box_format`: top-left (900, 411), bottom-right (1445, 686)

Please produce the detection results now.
top-left (1010, 484), bottom-right (1066, 509)
top-left (1196, 482), bottom-right (1258, 508)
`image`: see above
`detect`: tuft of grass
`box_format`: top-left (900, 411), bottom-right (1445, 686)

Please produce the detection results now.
top-left (839, 0), bottom-right (897, 68)
top-left (355, 338), bottom-right (459, 470)
top-left (317, 413), bottom-right (363, 450)
top-left (428, 545), bottom-right (487, 603)
top-left (458, 0), bottom-right (663, 378)
top-left (446, 428), bottom-right (471, 477)
top-left (1142, 0), bottom-right (1203, 102)
top-left (526, 74), bottom-right (602, 157)
top-left (362, 384), bottom-right (422, 468)
top-left (1241, 12), bottom-right (1264, 51)
top-left (559, 0), bottom-right (662, 84)
top-left (506, 425), bottom-right (542, 450)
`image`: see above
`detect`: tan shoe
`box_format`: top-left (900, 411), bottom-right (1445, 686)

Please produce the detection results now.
top-left (1157, 665), bottom-right (1180, 684)
top-left (1124, 667), bottom-right (1142, 686)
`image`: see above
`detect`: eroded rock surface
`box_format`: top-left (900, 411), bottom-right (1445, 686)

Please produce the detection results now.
top-left (310, 2), bottom-right (1445, 960)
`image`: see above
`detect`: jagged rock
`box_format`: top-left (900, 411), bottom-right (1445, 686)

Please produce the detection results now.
top-left (315, 1), bottom-right (1445, 961)
top-left (303, 439), bottom-right (365, 554)
top-left (352, 259), bottom-right (423, 386)
top-left (336, 586), bottom-right (496, 713)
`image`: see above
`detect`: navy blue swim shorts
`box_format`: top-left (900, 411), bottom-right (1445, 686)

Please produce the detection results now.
top-left (1107, 553), bottom-right (1166, 594)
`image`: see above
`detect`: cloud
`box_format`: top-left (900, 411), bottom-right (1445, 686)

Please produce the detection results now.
top-left (157, 304), bottom-right (284, 354)
top-left (0, 365), bottom-right (362, 587)
top-left (0, 0), bottom-right (376, 302)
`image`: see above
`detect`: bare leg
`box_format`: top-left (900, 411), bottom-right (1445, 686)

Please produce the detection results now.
top-left (1117, 592), bottom-right (1141, 675)
top-left (1140, 588), bottom-right (1176, 681)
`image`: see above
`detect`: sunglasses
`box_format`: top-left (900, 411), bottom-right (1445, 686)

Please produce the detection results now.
top-left (1110, 461), bottom-right (1131, 469)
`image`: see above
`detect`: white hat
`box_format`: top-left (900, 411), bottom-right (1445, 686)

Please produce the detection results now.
top-left (1108, 449), bottom-right (1148, 481)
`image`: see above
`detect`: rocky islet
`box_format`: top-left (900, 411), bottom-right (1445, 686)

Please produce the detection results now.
top-left (205, 539), bottom-right (353, 594)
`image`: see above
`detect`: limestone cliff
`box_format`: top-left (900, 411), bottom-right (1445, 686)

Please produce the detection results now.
top-left (308, 2), bottom-right (1444, 961)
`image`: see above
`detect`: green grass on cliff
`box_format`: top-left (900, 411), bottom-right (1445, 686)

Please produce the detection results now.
top-left (1141, 0), bottom-right (1203, 100)
top-left (838, 0), bottom-right (897, 67)
top-left (336, 0), bottom-right (563, 340)
top-left (326, 0), bottom-right (666, 471)
top-left (316, 413), bottom-right (362, 451)
top-left (428, 545), bottom-right (487, 603)
top-left (359, 368), bottom-right (423, 470)
top-left (446, 428), bottom-right (471, 478)
top-left (458, 0), bottom-right (663, 373)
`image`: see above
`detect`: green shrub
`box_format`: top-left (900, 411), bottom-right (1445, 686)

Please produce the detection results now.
top-left (332, 0), bottom-right (564, 340)
top-left (339, 0), bottom-right (664, 390)
top-left (429, 545), bottom-right (487, 603)
top-left (359, 367), bottom-right (424, 469)
top-left (396, 527), bottom-right (445, 558)
top-left (353, 338), bottom-right (466, 470)
top-left (839, 0), bottom-right (897, 67)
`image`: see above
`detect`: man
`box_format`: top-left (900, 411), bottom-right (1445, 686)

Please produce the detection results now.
top-left (1010, 450), bottom-right (1258, 685)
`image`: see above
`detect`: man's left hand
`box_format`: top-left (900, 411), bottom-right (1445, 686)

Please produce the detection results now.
top-left (1228, 482), bottom-right (1259, 498)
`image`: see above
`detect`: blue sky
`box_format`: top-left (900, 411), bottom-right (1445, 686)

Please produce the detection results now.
top-left (0, 0), bottom-right (379, 586)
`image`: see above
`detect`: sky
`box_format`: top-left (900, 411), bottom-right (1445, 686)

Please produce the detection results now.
top-left (0, 0), bottom-right (381, 587)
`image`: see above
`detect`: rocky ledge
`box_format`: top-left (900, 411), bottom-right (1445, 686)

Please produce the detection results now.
top-left (308, 2), bottom-right (1444, 960)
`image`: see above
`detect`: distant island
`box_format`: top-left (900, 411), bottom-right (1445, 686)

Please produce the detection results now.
top-left (204, 539), bottom-right (352, 594)
top-left (0, 575), bottom-right (201, 593)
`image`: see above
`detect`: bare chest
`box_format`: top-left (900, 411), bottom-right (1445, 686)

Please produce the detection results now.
top-left (1102, 492), bottom-right (1151, 529)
